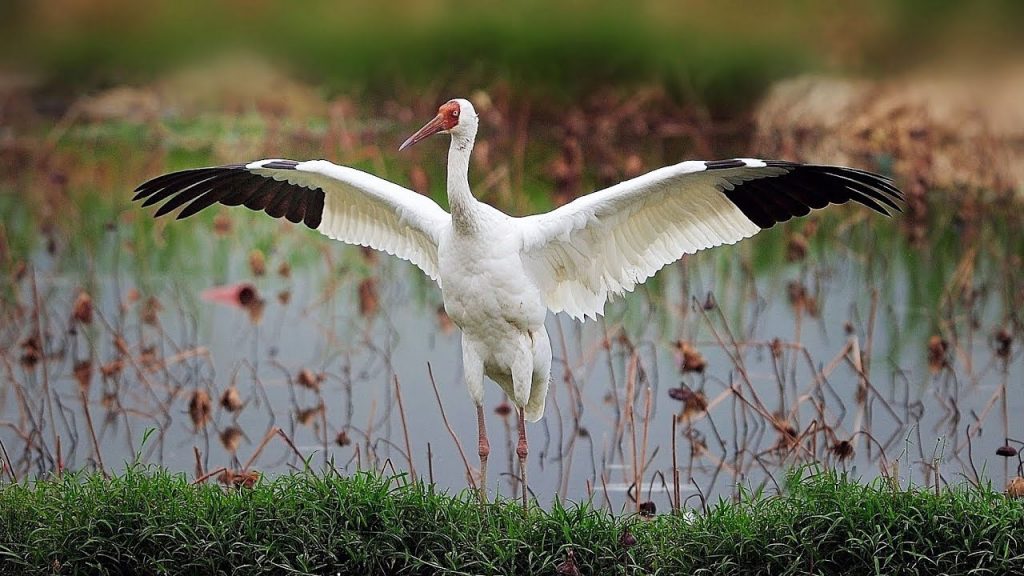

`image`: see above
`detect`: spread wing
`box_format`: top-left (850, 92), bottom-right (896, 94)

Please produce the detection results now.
top-left (133, 159), bottom-right (450, 284)
top-left (518, 159), bottom-right (902, 319)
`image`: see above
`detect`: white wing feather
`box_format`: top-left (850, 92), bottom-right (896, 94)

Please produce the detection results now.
top-left (518, 161), bottom-right (778, 319)
top-left (248, 159), bottom-right (450, 285)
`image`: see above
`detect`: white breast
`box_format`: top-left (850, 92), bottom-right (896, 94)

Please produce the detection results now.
top-left (437, 219), bottom-right (546, 343)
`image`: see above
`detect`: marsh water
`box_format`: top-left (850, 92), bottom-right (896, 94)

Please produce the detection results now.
top-left (1, 119), bottom-right (1022, 512)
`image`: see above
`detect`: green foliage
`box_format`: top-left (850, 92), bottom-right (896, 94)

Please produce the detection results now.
top-left (1, 468), bottom-right (1022, 575)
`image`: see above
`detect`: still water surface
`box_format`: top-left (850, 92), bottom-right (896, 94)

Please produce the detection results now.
top-left (3, 199), bottom-right (1020, 511)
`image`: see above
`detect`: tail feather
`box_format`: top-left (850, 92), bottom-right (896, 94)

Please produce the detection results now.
top-left (524, 374), bottom-right (549, 422)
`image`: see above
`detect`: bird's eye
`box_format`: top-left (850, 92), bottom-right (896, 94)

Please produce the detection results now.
top-left (452, 109), bottom-right (460, 117)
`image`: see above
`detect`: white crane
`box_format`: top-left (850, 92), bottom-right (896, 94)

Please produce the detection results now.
top-left (134, 98), bottom-right (902, 505)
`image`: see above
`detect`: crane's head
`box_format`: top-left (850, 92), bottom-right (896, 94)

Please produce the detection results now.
top-left (399, 98), bottom-right (478, 151)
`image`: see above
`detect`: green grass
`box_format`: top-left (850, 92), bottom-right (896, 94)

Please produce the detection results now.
top-left (1, 468), bottom-right (1022, 575)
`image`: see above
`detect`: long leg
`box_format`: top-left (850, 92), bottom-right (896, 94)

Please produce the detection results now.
top-left (510, 350), bottom-right (533, 509)
top-left (517, 407), bottom-right (528, 509)
top-left (462, 344), bottom-right (488, 502)
top-left (476, 403), bottom-right (490, 504)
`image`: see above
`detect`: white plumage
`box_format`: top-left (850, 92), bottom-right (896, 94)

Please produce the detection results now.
top-left (519, 161), bottom-right (774, 318)
top-left (134, 97), bottom-right (902, 503)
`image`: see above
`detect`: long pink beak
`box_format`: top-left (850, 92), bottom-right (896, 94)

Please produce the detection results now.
top-left (399, 114), bottom-right (446, 151)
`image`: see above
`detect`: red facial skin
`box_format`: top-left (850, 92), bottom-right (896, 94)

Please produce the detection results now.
top-left (399, 100), bottom-right (462, 151)
top-left (437, 100), bottom-right (461, 130)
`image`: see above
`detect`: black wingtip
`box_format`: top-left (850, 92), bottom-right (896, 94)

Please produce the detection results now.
top-left (152, 199), bottom-right (180, 218)
top-left (132, 162), bottom-right (326, 230)
top-left (720, 161), bottom-right (905, 229)
top-left (819, 167), bottom-right (904, 214)
top-left (140, 193), bottom-right (165, 208)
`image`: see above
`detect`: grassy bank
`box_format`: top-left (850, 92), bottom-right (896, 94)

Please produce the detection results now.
top-left (1, 469), bottom-right (1022, 575)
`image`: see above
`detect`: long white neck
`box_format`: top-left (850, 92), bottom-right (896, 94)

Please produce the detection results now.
top-left (447, 130), bottom-right (479, 234)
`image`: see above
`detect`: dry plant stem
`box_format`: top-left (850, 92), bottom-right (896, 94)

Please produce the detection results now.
top-left (242, 427), bottom-right (280, 471)
top-left (94, 312), bottom-right (175, 435)
top-left (548, 385), bottom-right (567, 500)
top-left (55, 436), bottom-right (62, 477)
top-left (602, 320), bottom-right (624, 466)
top-left (555, 319), bottom-right (581, 500)
top-left (393, 375), bottom-right (416, 482)
top-left (626, 353), bottom-right (640, 515)
top-left (672, 417), bottom-right (680, 513)
top-left (600, 472), bottom-right (613, 511)
top-left (427, 363), bottom-right (475, 490)
top-left (788, 292), bottom-right (803, 397)
top-left (640, 386), bottom-right (652, 497)
top-left (380, 458), bottom-right (398, 478)
top-left (864, 289), bottom-right (878, 378)
top-left (318, 385), bottom-right (329, 469)
top-left (158, 347), bottom-right (210, 368)
top-left (841, 353), bottom-right (901, 424)
top-left (79, 387), bottom-right (106, 476)
top-left (1, 359), bottom-right (48, 467)
top-left (364, 399), bottom-right (377, 469)
top-left (193, 446), bottom-right (204, 479)
top-left (849, 429), bottom-right (891, 472)
top-left (1000, 357), bottom-right (1009, 481)
top-left (964, 429), bottom-right (980, 486)
top-left (0, 437), bottom-right (17, 483)
top-left (275, 428), bottom-right (309, 467)
top-left (30, 270), bottom-right (59, 465)
top-left (957, 383), bottom-right (1009, 452)
top-left (849, 336), bottom-right (868, 451)
top-left (427, 442), bottom-right (434, 485)
top-left (193, 467), bottom-right (227, 485)
top-left (699, 303), bottom-right (771, 417)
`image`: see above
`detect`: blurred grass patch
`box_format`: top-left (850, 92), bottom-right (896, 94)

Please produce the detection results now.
top-left (1, 0), bottom-right (834, 111)
top-left (7, 0), bottom-right (1024, 112)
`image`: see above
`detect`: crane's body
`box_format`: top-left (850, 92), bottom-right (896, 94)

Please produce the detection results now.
top-left (439, 213), bottom-right (552, 422)
top-left (134, 97), bottom-right (903, 505)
